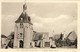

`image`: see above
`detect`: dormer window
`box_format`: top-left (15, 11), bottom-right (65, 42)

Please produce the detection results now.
top-left (21, 18), bottom-right (23, 21)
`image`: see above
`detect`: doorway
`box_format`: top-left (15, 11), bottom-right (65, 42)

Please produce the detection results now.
top-left (19, 40), bottom-right (24, 48)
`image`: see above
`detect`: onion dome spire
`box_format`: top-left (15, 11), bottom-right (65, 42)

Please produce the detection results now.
top-left (15, 0), bottom-right (33, 25)
top-left (23, 0), bottom-right (27, 11)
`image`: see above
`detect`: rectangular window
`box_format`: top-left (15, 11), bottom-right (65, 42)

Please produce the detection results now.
top-left (20, 33), bottom-right (22, 37)
top-left (20, 23), bottom-right (23, 28)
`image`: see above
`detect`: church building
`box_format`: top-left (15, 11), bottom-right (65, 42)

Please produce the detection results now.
top-left (13, 2), bottom-right (33, 48)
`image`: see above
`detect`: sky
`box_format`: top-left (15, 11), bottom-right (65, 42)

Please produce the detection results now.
top-left (1, 2), bottom-right (77, 37)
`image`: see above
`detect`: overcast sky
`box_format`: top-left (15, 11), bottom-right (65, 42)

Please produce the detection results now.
top-left (1, 2), bottom-right (77, 37)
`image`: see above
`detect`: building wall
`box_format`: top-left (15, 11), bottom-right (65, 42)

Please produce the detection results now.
top-left (24, 23), bottom-right (31, 48)
top-left (14, 23), bottom-right (33, 48)
top-left (39, 32), bottom-right (50, 47)
top-left (14, 24), bottom-right (18, 48)
top-left (1, 38), bottom-right (7, 48)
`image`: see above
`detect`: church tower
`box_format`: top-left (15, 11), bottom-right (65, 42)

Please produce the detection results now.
top-left (14, 2), bottom-right (33, 48)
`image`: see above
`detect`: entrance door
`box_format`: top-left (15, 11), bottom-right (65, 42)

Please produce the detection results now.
top-left (19, 40), bottom-right (24, 48)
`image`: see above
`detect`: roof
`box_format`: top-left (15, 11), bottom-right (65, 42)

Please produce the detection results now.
top-left (15, 12), bottom-right (33, 25)
top-left (7, 32), bottom-right (14, 39)
top-left (32, 32), bottom-right (43, 41)
top-left (1, 34), bottom-right (7, 38)
top-left (67, 31), bottom-right (77, 41)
